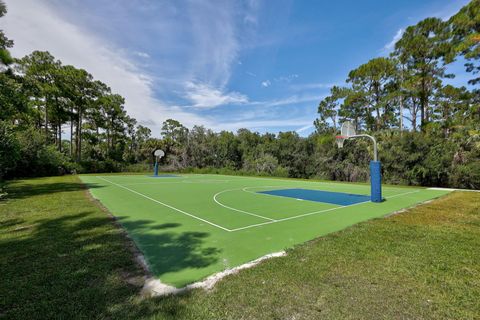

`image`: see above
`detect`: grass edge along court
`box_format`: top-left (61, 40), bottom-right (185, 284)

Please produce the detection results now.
top-left (79, 173), bottom-right (452, 289)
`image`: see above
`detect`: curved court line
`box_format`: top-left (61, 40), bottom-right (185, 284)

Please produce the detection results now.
top-left (97, 177), bottom-right (232, 232)
top-left (213, 189), bottom-right (276, 221)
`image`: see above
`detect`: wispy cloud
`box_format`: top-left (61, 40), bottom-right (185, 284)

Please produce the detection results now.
top-left (382, 28), bottom-right (404, 53)
top-left (295, 124), bottom-right (314, 134)
top-left (289, 82), bottom-right (340, 90)
top-left (250, 94), bottom-right (324, 108)
top-left (273, 74), bottom-right (298, 83)
top-left (184, 1), bottom-right (243, 88)
top-left (134, 51), bottom-right (150, 59)
top-left (185, 82), bottom-right (248, 108)
top-left (209, 118), bottom-right (313, 133)
top-left (2, 0), bottom-right (212, 131)
top-left (260, 74), bottom-right (299, 88)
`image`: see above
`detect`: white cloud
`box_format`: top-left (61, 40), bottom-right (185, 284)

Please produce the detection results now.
top-left (246, 71), bottom-right (257, 77)
top-left (273, 74), bottom-right (299, 83)
top-left (290, 82), bottom-right (340, 90)
top-left (383, 28), bottom-right (404, 52)
top-left (1, 0), bottom-right (213, 133)
top-left (186, 1), bottom-right (239, 88)
top-left (260, 74), bottom-right (299, 88)
top-left (185, 82), bottom-right (248, 109)
top-left (134, 51), bottom-right (150, 59)
top-left (243, 0), bottom-right (261, 26)
top-left (209, 118), bottom-right (312, 132)
top-left (296, 124), bottom-right (314, 134)
top-left (251, 94), bottom-right (324, 108)
top-left (261, 80), bottom-right (271, 87)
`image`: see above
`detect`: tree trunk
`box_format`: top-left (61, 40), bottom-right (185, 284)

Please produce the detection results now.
top-left (375, 107), bottom-right (381, 131)
top-left (412, 104), bottom-right (417, 132)
top-left (58, 123), bottom-right (62, 152)
top-left (106, 129), bottom-right (110, 155)
top-left (419, 74), bottom-right (429, 131)
top-left (399, 96), bottom-right (403, 134)
top-left (44, 101), bottom-right (49, 138)
top-left (76, 108), bottom-right (82, 162)
top-left (70, 106), bottom-right (74, 158)
top-left (443, 106), bottom-right (449, 138)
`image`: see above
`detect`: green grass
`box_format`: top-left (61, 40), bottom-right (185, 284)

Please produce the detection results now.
top-left (80, 174), bottom-right (450, 287)
top-left (1, 175), bottom-right (479, 319)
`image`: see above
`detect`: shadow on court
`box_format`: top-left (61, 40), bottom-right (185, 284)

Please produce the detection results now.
top-left (116, 217), bottom-right (221, 279)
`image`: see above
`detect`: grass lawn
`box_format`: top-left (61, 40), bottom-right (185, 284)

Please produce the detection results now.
top-left (1, 175), bottom-right (479, 319)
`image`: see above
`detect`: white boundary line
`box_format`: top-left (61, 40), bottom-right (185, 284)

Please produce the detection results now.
top-left (97, 176), bottom-right (232, 232)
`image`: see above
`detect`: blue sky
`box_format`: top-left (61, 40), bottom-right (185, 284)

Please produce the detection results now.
top-left (2, 0), bottom-right (472, 136)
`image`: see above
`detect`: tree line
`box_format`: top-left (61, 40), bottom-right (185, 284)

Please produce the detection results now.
top-left (1, 1), bottom-right (479, 189)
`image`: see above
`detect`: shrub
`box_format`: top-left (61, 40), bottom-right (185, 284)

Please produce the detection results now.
top-left (0, 121), bottom-right (20, 179)
top-left (450, 161), bottom-right (480, 189)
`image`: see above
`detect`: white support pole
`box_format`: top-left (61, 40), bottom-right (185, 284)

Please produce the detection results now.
top-left (349, 134), bottom-right (378, 161)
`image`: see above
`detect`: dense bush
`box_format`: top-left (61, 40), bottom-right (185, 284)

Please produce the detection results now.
top-left (0, 121), bottom-right (20, 179)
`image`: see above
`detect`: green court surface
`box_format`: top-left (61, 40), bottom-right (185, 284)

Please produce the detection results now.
top-left (80, 174), bottom-right (451, 287)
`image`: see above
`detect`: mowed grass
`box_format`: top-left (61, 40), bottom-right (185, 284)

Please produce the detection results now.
top-left (0, 175), bottom-right (479, 319)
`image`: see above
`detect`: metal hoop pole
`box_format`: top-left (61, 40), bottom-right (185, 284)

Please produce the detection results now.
top-left (349, 134), bottom-right (378, 162)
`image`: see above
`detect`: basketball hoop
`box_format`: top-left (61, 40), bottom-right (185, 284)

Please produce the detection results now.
top-left (153, 149), bottom-right (165, 176)
top-left (154, 149), bottom-right (165, 159)
top-left (335, 121), bottom-right (356, 149)
top-left (335, 135), bottom-right (346, 148)
top-left (334, 120), bottom-right (383, 202)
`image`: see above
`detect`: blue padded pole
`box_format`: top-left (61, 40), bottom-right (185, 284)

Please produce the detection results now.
top-left (370, 161), bottom-right (382, 202)
top-left (154, 160), bottom-right (159, 176)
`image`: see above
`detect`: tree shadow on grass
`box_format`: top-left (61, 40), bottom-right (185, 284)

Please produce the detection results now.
top-left (5, 180), bottom-right (103, 200)
top-left (0, 209), bottom-right (218, 319)
top-left (0, 218), bottom-right (24, 231)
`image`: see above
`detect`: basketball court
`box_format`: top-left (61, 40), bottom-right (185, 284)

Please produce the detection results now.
top-left (80, 173), bottom-right (451, 287)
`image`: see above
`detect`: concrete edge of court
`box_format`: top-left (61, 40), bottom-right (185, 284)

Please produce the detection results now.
top-left (428, 187), bottom-right (480, 192)
top-left (140, 251), bottom-right (287, 297)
